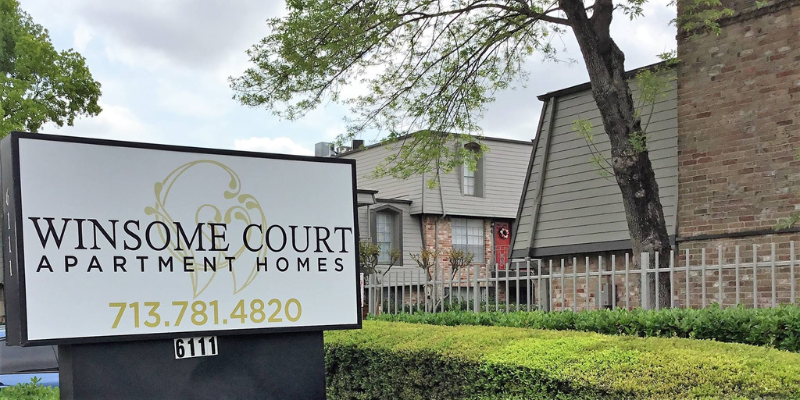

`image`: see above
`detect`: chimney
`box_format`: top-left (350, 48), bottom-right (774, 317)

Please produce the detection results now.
top-left (352, 139), bottom-right (365, 150)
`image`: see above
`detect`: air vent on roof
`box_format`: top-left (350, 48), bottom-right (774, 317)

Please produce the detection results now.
top-left (315, 142), bottom-right (334, 157)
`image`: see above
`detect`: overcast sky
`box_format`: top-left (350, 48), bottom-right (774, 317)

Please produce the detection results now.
top-left (20, 0), bottom-right (677, 155)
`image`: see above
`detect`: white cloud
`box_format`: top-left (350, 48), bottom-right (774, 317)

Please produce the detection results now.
top-left (233, 137), bottom-right (313, 156)
top-left (43, 102), bottom-right (165, 144)
top-left (155, 79), bottom-right (230, 119)
top-left (73, 24), bottom-right (93, 52)
top-left (92, 103), bottom-right (145, 134)
top-left (102, 38), bottom-right (173, 72)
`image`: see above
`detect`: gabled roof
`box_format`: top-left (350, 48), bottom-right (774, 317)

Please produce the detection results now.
top-left (511, 65), bottom-right (678, 259)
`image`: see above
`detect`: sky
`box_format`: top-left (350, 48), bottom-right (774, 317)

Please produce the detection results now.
top-left (19, 0), bottom-right (677, 156)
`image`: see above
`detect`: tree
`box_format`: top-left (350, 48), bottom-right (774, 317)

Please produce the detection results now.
top-left (1, 0), bottom-right (102, 136)
top-left (359, 241), bottom-right (401, 278)
top-left (447, 248), bottom-right (474, 280)
top-left (231, 0), bottom-right (731, 307)
top-left (410, 248), bottom-right (439, 311)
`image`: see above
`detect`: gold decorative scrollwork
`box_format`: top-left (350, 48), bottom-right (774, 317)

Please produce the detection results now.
top-left (144, 160), bottom-right (267, 298)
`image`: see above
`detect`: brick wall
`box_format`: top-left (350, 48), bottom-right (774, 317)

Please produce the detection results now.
top-left (527, 239), bottom-right (800, 311)
top-left (542, 251), bottom-right (643, 311)
top-left (420, 215), bottom-right (494, 277)
top-left (673, 0), bottom-right (800, 306)
top-left (677, 1), bottom-right (800, 239)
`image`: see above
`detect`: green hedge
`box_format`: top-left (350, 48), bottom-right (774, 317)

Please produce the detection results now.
top-left (325, 321), bottom-right (800, 399)
top-left (372, 305), bottom-right (800, 351)
top-left (0, 378), bottom-right (58, 400)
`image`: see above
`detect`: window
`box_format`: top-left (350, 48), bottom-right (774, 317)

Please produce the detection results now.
top-left (463, 163), bottom-right (475, 196)
top-left (376, 211), bottom-right (394, 263)
top-left (460, 151), bottom-right (483, 197)
top-left (371, 205), bottom-right (403, 265)
top-left (451, 218), bottom-right (484, 262)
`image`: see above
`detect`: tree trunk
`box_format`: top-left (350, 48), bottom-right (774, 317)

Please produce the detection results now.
top-left (560, 0), bottom-right (671, 308)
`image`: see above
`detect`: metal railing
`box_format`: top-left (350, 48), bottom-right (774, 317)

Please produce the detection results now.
top-left (362, 242), bottom-right (799, 315)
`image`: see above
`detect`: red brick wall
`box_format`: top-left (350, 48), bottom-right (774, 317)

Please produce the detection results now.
top-left (677, 1), bottom-right (800, 239)
top-left (419, 215), bottom-right (497, 300)
top-left (420, 215), bottom-right (494, 277)
top-left (672, 0), bottom-right (800, 307)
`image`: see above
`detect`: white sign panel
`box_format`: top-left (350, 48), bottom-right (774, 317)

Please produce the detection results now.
top-left (1, 133), bottom-right (360, 345)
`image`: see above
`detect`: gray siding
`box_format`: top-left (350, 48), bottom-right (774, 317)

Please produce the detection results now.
top-left (421, 139), bottom-right (533, 218)
top-left (341, 144), bottom-right (423, 212)
top-left (343, 138), bottom-right (533, 218)
top-left (513, 73), bottom-right (678, 256)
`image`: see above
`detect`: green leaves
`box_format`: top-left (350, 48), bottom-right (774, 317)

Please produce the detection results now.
top-left (0, 378), bottom-right (59, 400)
top-left (775, 211), bottom-right (800, 231)
top-left (618, 0), bottom-right (649, 20)
top-left (230, 0), bottom-right (564, 182)
top-left (629, 130), bottom-right (647, 153)
top-left (0, 0), bottom-right (101, 136)
top-left (573, 118), bottom-right (615, 178)
top-left (573, 119), bottom-right (594, 143)
top-left (672, 0), bottom-right (735, 35)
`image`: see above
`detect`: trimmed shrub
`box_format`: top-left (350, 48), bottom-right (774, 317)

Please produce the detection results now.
top-left (0, 378), bottom-right (59, 400)
top-left (325, 321), bottom-right (800, 399)
top-left (372, 305), bottom-right (800, 351)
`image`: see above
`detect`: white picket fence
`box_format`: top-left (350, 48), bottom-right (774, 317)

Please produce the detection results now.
top-left (363, 242), bottom-right (800, 315)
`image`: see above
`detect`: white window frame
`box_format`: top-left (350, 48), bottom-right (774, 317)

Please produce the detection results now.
top-left (463, 162), bottom-right (475, 196)
top-left (375, 211), bottom-right (394, 263)
top-left (451, 218), bottom-right (484, 262)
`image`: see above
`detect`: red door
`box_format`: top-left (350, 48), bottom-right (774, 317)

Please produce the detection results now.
top-left (494, 222), bottom-right (511, 268)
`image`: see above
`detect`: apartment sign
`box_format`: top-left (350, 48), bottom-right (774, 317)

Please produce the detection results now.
top-left (1, 132), bottom-right (361, 346)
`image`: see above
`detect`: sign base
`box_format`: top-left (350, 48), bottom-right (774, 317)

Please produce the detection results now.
top-left (58, 331), bottom-right (325, 400)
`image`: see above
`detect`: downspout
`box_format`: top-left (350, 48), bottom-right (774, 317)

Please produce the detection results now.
top-left (366, 204), bottom-right (371, 242)
top-left (434, 170), bottom-right (447, 308)
top-left (421, 171), bottom-right (426, 215)
top-left (435, 171), bottom-right (447, 249)
top-left (420, 170), bottom-right (427, 248)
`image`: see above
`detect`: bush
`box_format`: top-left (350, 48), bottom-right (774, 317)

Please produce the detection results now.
top-left (371, 305), bottom-right (800, 352)
top-left (0, 378), bottom-right (59, 400)
top-left (325, 321), bottom-right (800, 399)
top-left (379, 297), bottom-right (525, 314)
